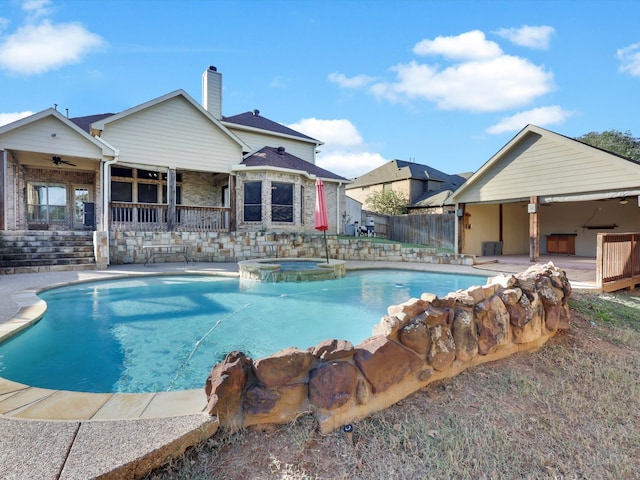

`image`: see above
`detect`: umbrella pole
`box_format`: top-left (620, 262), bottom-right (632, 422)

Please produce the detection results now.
top-left (324, 230), bottom-right (329, 264)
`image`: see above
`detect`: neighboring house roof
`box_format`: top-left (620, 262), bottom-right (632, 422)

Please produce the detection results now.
top-left (223, 110), bottom-right (321, 145)
top-left (70, 113), bottom-right (115, 133)
top-left (347, 159), bottom-right (465, 189)
top-left (450, 124), bottom-right (640, 204)
top-left (239, 146), bottom-right (348, 182)
top-left (410, 189), bottom-right (457, 209)
top-left (347, 159), bottom-right (467, 207)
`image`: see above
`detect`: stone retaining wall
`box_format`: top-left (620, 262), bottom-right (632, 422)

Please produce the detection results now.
top-left (204, 263), bottom-right (571, 433)
top-left (106, 231), bottom-right (474, 266)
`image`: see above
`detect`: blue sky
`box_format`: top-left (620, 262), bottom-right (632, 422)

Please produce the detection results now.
top-left (1, 0), bottom-right (639, 179)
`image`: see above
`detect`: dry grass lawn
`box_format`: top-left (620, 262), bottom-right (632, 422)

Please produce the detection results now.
top-left (145, 291), bottom-right (640, 480)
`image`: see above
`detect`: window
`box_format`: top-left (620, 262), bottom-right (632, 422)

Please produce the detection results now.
top-left (111, 181), bottom-right (133, 202)
top-left (27, 182), bottom-right (67, 222)
top-left (138, 183), bottom-right (158, 203)
top-left (244, 181), bottom-right (262, 222)
top-left (112, 166), bottom-right (133, 178)
top-left (271, 182), bottom-right (293, 222)
top-left (162, 185), bottom-right (182, 204)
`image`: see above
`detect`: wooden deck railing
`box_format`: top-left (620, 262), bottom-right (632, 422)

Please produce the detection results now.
top-left (110, 202), bottom-right (230, 232)
top-left (596, 232), bottom-right (640, 292)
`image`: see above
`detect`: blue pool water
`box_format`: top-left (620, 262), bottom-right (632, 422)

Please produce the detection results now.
top-left (0, 270), bottom-right (487, 393)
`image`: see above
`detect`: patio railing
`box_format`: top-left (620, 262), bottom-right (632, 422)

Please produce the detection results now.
top-left (596, 232), bottom-right (640, 292)
top-left (110, 202), bottom-right (230, 232)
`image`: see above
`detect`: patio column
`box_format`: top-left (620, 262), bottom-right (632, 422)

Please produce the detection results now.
top-left (529, 195), bottom-right (540, 262)
top-left (456, 203), bottom-right (465, 254)
top-left (229, 174), bottom-right (236, 231)
top-left (167, 168), bottom-right (176, 231)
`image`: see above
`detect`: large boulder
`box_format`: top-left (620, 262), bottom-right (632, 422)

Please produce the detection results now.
top-left (308, 361), bottom-right (359, 409)
top-left (353, 336), bottom-right (425, 394)
top-left (474, 296), bottom-right (510, 355)
top-left (452, 307), bottom-right (477, 362)
top-left (253, 348), bottom-right (314, 387)
top-left (204, 351), bottom-right (252, 422)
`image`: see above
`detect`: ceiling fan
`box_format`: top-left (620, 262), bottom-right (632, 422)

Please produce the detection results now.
top-left (52, 156), bottom-right (76, 167)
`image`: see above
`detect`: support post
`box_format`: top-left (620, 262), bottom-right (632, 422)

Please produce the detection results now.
top-left (529, 196), bottom-right (540, 262)
top-left (167, 168), bottom-right (176, 231)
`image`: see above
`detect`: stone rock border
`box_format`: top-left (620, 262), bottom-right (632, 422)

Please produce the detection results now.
top-left (205, 262), bottom-right (570, 433)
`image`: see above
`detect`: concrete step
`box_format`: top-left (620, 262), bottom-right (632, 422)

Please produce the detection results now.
top-left (0, 230), bottom-right (96, 273)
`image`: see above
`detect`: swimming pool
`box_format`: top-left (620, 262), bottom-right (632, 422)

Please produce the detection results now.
top-left (0, 270), bottom-right (487, 394)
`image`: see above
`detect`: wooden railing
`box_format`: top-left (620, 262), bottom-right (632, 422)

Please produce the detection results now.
top-left (110, 202), bottom-right (230, 232)
top-left (596, 232), bottom-right (640, 292)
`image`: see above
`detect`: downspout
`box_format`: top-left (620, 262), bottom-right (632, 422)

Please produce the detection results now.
top-left (336, 181), bottom-right (343, 235)
top-left (2, 150), bottom-right (7, 231)
top-left (102, 152), bottom-right (120, 266)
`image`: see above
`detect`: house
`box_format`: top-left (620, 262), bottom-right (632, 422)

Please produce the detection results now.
top-left (450, 124), bottom-right (640, 259)
top-left (346, 159), bottom-right (468, 214)
top-left (0, 66), bottom-right (349, 268)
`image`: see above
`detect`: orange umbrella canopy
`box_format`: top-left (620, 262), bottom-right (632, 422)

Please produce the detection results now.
top-left (314, 178), bottom-right (329, 231)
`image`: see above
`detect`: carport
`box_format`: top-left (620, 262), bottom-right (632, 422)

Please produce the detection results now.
top-left (450, 125), bottom-right (640, 262)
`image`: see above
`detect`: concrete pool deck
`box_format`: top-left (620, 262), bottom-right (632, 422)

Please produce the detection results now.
top-left (0, 258), bottom-right (597, 479)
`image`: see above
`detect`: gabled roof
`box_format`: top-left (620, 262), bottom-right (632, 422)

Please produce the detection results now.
top-left (88, 89), bottom-right (251, 151)
top-left (450, 124), bottom-right (640, 204)
top-left (70, 113), bottom-right (115, 133)
top-left (347, 159), bottom-right (466, 190)
top-left (223, 111), bottom-right (321, 145)
top-left (0, 108), bottom-right (117, 156)
top-left (409, 189), bottom-right (456, 209)
top-left (239, 146), bottom-right (348, 182)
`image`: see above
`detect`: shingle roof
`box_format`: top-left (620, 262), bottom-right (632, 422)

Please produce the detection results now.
top-left (223, 110), bottom-right (320, 143)
top-left (347, 159), bottom-right (466, 189)
top-left (69, 113), bottom-right (115, 133)
top-left (242, 146), bottom-right (347, 181)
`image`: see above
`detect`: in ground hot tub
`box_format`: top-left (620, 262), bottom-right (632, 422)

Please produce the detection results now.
top-left (238, 258), bottom-right (346, 282)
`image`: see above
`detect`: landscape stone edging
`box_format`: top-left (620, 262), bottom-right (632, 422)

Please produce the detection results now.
top-left (204, 262), bottom-right (571, 433)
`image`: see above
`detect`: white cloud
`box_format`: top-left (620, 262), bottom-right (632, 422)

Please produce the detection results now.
top-left (0, 1), bottom-right (105, 75)
top-left (0, 17), bottom-right (9, 33)
top-left (21, 0), bottom-right (53, 20)
top-left (371, 56), bottom-right (553, 112)
top-left (328, 72), bottom-right (376, 88)
top-left (334, 30), bottom-right (554, 113)
top-left (0, 110), bottom-right (34, 127)
top-left (495, 25), bottom-right (555, 50)
top-left (413, 30), bottom-right (502, 61)
top-left (316, 151), bottom-right (387, 179)
top-left (617, 43), bottom-right (640, 76)
top-left (486, 106), bottom-right (574, 134)
top-left (288, 118), bottom-right (363, 147)
top-left (287, 117), bottom-right (386, 178)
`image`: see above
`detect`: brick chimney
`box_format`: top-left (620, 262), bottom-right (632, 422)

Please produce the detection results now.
top-left (202, 66), bottom-right (222, 119)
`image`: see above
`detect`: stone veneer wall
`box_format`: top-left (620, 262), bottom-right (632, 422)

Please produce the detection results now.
top-left (107, 231), bottom-right (474, 266)
top-left (204, 263), bottom-right (571, 433)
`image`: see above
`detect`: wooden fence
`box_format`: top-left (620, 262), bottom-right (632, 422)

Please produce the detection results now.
top-left (362, 211), bottom-right (455, 249)
top-left (596, 232), bottom-right (640, 292)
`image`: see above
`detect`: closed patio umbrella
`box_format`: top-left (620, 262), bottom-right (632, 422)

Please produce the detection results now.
top-left (314, 177), bottom-right (330, 264)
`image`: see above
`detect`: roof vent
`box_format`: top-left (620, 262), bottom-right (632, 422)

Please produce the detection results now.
top-left (277, 146), bottom-right (285, 155)
top-left (209, 65), bottom-right (217, 72)
top-left (253, 109), bottom-right (260, 116)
